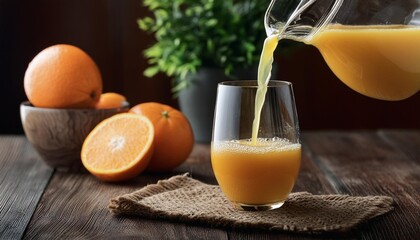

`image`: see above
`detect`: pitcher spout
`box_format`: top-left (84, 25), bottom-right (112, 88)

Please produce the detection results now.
top-left (265, 0), bottom-right (343, 42)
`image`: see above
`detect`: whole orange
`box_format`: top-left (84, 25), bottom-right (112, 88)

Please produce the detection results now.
top-left (24, 44), bottom-right (103, 108)
top-left (130, 102), bottom-right (194, 172)
top-left (96, 92), bottom-right (127, 109)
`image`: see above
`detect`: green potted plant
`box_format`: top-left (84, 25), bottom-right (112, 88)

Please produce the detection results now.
top-left (138, 0), bottom-right (268, 142)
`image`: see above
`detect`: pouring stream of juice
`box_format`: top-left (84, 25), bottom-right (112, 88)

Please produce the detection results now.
top-left (251, 34), bottom-right (279, 144)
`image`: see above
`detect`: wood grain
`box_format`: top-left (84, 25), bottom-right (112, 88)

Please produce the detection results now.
top-left (302, 131), bottom-right (420, 240)
top-left (23, 144), bottom-right (227, 239)
top-left (0, 136), bottom-right (53, 239)
top-left (20, 102), bottom-right (129, 168)
top-left (0, 132), bottom-right (418, 239)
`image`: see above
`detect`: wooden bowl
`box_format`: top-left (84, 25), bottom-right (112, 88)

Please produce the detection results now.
top-left (20, 101), bottom-right (130, 169)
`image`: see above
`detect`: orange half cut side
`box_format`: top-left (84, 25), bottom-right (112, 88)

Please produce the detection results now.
top-left (81, 113), bottom-right (154, 182)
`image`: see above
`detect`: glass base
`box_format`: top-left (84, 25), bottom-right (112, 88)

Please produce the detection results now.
top-left (232, 200), bottom-right (285, 211)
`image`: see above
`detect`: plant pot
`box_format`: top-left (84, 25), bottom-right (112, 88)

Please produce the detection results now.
top-left (178, 67), bottom-right (259, 143)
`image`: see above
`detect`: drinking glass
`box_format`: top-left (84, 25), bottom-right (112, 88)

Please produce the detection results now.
top-left (211, 80), bottom-right (301, 211)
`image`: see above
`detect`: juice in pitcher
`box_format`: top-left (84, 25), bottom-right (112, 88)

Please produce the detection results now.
top-left (309, 24), bottom-right (420, 101)
top-left (264, 0), bottom-right (420, 101)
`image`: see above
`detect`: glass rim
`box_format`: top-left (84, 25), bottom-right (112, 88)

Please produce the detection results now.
top-left (218, 80), bottom-right (292, 88)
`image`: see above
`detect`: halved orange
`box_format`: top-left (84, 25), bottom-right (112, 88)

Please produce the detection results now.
top-left (81, 113), bottom-right (154, 182)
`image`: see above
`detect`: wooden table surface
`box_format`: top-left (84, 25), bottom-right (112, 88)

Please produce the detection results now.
top-left (0, 130), bottom-right (419, 239)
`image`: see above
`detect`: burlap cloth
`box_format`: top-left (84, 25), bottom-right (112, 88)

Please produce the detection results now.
top-left (109, 174), bottom-right (394, 233)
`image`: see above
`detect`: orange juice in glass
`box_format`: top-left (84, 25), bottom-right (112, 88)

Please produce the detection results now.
top-left (211, 80), bottom-right (301, 211)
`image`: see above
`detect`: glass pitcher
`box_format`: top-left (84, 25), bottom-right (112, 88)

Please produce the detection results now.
top-left (265, 0), bottom-right (420, 101)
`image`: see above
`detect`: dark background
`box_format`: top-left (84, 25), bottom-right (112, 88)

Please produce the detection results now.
top-left (1, 0), bottom-right (419, 134)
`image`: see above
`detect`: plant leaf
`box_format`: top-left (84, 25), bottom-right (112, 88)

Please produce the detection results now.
top-left (144, 66), bottom-right (160, 78)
